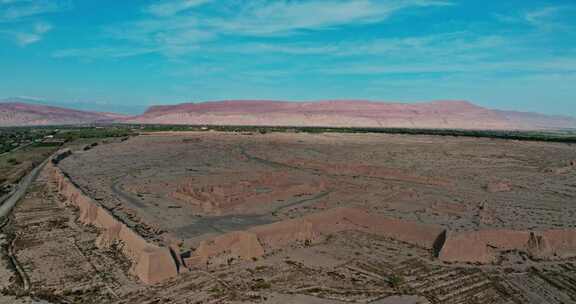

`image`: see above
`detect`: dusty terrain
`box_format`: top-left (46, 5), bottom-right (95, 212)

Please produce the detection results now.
top-left (2, 131), bottom-right (576, 303)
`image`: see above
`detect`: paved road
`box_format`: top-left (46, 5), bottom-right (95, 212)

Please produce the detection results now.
top-left (0, 160), bottom-right (48, 303)
top-left (0, 187), bottom-right (16, 208)
top-left (0, 160), bottom-right (47, 219)
top-left (0, 141), bottom-right (42, 211)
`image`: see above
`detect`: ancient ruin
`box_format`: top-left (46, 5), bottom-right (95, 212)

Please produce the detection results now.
top-left (439, 229), bottom-right (576, 264)
top-left (4, 131), bottom-right (576, 303)
top-left (47, 162), bottom-right (178, 284)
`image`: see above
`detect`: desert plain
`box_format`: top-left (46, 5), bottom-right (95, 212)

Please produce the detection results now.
top-left (2, 130), bottom-right (576, 303)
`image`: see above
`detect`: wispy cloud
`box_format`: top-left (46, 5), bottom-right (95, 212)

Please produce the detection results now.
top-left (524, 6), bottom-right (563, 27)
top-left (0, 0), bottom-right (70, 46)
top-left (316, 57), bottom-right (576, 75)
top-left (14, 21), bottom-right (52, 45)
top-left (145, 0), bottom-right (213, 17)
top-left (52, 1), bottom-right (575, 88)
top-left (496, 5), bottom-right (575, 31)
top-left (52, 46), bottom-right (158, 59)
top-left (224, 32), bottom-right (505, 57)
top-left (60, 0), bottom-right (452, 58)
top-left (0, 0), bottom-right (70, 22)
top-left (200, 0), bottom-right (453, 36)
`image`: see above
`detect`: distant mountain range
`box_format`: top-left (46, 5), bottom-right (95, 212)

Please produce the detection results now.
top-left (1, 97), bottom-right (575, 130)
top-left (0, 98), bottom-right (126, 126)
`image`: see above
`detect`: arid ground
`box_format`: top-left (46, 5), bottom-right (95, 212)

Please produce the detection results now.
top-left (2, 131), bottom-right (576, 303)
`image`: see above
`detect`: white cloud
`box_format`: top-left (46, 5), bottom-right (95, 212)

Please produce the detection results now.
top-left (52, 46), bottom-right (158, 59)
top-left (202, 0), bottom-right (453, 36)
top-left (0, 0), bottom-right (70, 22)
top-left (145, 0), bottom-right (212, 17)
top-left (316, 57), bottom-right (576, 75)
top-left (13, 21), bottom-right (52, 45)
top-left (524, 6), bottom-right (562, 26)
top-left (225, 32), bottom-right (505, 57)
top-left (90, 0), bottom-right (452, 57)
top-left (527, 6), bottom-right (576, 32)
top-left (497, 5), bottom-right (575, 31)
top-left (0, 0), bottom-right (69, 46)
top-left (0, 20), bottom-right (54, 46)
top-left (14, 32), bottom-right (41, 45)
top-left (33, 21), bottom-right (51, 33)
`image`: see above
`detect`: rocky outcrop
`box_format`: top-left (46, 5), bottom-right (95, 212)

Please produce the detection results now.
top-left (439, 229), bottom-right (576, 264)
top-left (46, 163), bottom-right (178, 284)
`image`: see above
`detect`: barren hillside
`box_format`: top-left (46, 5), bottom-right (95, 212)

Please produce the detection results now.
top-left (125, 100), bottom-right (576, 130)
top-left (0, 99), bottom-right (123, 126)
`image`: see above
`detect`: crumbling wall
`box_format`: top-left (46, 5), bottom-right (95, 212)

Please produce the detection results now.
top-left (312, 207), bottom-right (445, 249)
top-left (185, 231), bottom-right (264, 267)
top-left (438, 230), bottom-right (530, 263)
top-left (439, 229), bottom-right (576, 263)
top-left (185, 207), bottom-right (446, 268)
top-left (183, 206), bottom-right (576, 268)
top-left (249, 218), bottom-right (321, 249)
top-left (533, 230), bottom-right (576, 260)
top-left (47, 162), bottom-right (178, 284)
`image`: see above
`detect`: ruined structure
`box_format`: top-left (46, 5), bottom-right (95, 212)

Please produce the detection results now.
top-left (7, 130), bottom-right (576, 303)
top-left (184, 231), bottom-right (265, 267)
top-left (47, 162), bottom-right (178, 284)
top-left (38, 132), bottom-right (576, 297)
top-left (181, 208), bottom-right (576, 267)
top-left (184, 207), bottom-right (445, 267)
top-left (439, 229), bottom-right (576, 263)
top-left (170, 173), bottom-right (326, 215)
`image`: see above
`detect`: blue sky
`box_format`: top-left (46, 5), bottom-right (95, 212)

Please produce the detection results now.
top-left (0, 0), bottom-right (575, 115)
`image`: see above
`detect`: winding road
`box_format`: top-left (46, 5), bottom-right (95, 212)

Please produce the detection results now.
top-left (0, 159), bottom-right (47, 299)
top-left (0, 160), bottom-right (47, 219)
